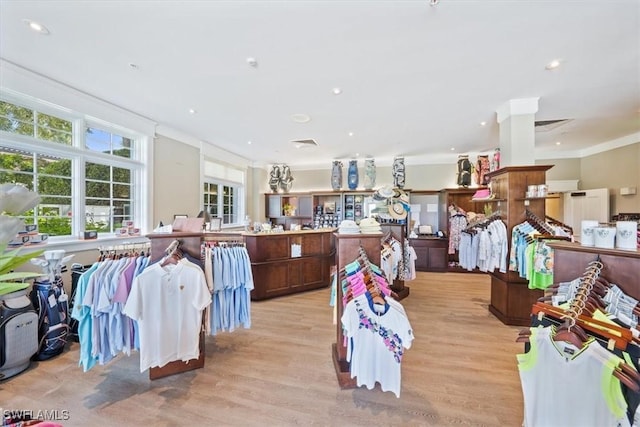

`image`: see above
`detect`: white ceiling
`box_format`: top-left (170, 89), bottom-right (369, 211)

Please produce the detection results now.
top-left (1, 0), bottom-right (639, 169)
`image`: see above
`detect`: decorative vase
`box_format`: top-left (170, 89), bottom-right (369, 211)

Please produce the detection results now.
top-left (392, 156), bottom-right (405, 189)
top-left (347, 160), bottom-right (359, 190)
top-left (363, 158), bottom-right (376, 190)
top-left (269, 165), bottom-right (281, 193)
top-left (280, 165), bottom-right (293, 193)
top-left (331, 161), bottom-right (343, 191)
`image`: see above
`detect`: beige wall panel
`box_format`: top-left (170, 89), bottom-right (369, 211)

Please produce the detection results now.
top-left (153, 135), bottom-right (200, 225)
top-left (580, 143), bottom-right (639, 215)
top-left (248, 166), bottom-right (268, 223)
top-left (537, 158), bottom-right (581, 181)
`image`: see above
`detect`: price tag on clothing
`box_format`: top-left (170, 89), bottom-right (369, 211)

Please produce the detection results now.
top-left (48, 294), bottom-right (57, 308)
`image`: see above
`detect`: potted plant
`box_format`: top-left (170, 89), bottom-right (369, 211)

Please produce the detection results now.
top-left (0, 183), bottom-right (45, 295)
top-left (283, 203), bottom-right (296, 217)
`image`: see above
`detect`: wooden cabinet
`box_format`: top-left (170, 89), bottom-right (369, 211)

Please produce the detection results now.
top-left (343, 192), bottom-right (372, 223)
top-left (485, 165), bottom-right (553, 326)
top-left (266, 194), bottom-right (282, 218)
top-left (245, 230), bottom-right (334, 300)
top-left (409, 237), bottom-right (448, 272)
top-left (298, 195), bottom-right (313, 217)
top-left (265, 193), bottom-right (314, 227)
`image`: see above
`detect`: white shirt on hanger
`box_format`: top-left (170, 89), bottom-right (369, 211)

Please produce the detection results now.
top-left (123, 258), bottom-right (211, 372)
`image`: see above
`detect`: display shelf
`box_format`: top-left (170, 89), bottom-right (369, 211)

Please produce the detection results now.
top-left (514, 196), bottom-right (561, 201)
top-left (470, 198), bottom-right (507, 203)
top-left (484, 165), bottom-right (554, 326)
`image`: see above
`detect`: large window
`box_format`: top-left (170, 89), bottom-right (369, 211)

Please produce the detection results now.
top-left (204, 181), bottom-right (239, 225)
top-left (0, 147), bottom-right (72, 236)
top-left (0, 98), bottom-right (144, 239)
top-left (85, 162), bottom-right (133, 233)
top-left (0, 100), bottom-right (72, 145)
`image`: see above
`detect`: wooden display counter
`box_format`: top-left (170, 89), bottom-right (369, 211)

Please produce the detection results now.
top-left (547, 241), bottom-right (640, 291)
top-left (244, 229), bottom-right (335, 300)
top-left (409, 237), bottom-right (448, 272)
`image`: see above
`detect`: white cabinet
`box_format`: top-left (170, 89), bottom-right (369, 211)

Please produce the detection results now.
top-left (563, 188), bottom-right (610, 239)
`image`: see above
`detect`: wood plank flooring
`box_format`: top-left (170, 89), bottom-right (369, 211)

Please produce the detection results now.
top-left (0, 272), bottom-right (525, 426)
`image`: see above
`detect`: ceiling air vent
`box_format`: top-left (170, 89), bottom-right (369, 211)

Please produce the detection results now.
top-left (291, 139), bottom-right (319, 148)
top-left (534, 119), bottom-right (572, 132)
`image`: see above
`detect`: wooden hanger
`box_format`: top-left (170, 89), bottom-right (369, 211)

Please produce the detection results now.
top-left (553, 318), bottom-right (589, 349)
top-left (160, 240), bottom-right (183, 267)
top-left (530, 302), bottom-right (634, 350)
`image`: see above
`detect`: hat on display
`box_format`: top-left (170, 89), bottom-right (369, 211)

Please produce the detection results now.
top-left (373, 185), bottom-right (395, 201)
top-left (396, 189), bottom-right (410, 203)
top-left (359, 217), bottom-right (382, 234)
top-left (338, 219), bottom-right (361, 234)
top-left (388, 202), bottom-right (408, 220)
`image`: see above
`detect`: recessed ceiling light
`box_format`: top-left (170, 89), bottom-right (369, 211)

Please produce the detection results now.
top-left (246, 57), bottom-right (258, 68)
top-left (450, 147), bottom-right (455, 151)
top-left (480, 121), bottom-right (487, 126)
top-left (545, 59), bottom-right (562, 70)
top-left (247, 141), bottom-right (252, 145)
top-left (348, 132), bottom-right (354, 137)
top-left (555, 141), bottom-right (561, 145)
top-left (23, 19), bottom-right (50, 35)
top-left (188, 108), bottom-right (197, 114)
top-left (332, 88), bottom-right (342, 95)
top-left (291, 113), bottom-right (311, 123)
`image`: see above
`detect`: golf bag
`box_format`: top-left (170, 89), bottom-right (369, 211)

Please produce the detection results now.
top-left (0, 289), bottom-right (39, 380)
top-left (30, 276), bottom-right (69, 361)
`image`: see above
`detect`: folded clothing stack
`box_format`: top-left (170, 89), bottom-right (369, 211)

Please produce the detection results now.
top-left (338, 220), bottom-right (360, 234)
top-left (359, 217), bottom-right (382, 234)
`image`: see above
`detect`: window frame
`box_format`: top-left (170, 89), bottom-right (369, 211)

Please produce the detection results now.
top-left (0, 95), bottom-right (149, 243)
top-left (202, 178), bottom-right (244, 228)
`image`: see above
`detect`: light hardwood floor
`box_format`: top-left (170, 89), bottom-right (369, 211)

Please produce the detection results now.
top-left (0, 272), bottom-right (525, 426)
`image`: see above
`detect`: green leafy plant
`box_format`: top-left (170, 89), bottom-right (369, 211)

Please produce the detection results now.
top-left (0, 183), bottom-right (45, 295)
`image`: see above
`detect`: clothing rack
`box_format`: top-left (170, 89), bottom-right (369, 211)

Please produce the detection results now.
top-left (379, 223), bottom-right (410, 300)
top-left (146, 232), bottom-right (207, 380)
top-left (463, 212), bottom-right (503, 233)
top-left (97, 241), bottom-right (151, 260)
top-left (525, 209), bottom-right (555, 236)
top-left (520, 258), bottom-right (640, 390)
top-left (545, 215), bottom-right (573, 235)
top-left (332, 232), bottom-right (382, 388)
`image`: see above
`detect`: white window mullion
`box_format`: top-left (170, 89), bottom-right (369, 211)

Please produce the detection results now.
top-left (73, 118), bottom-right (86, 237)
top-left (73, 155), bottom-right (85, 237)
